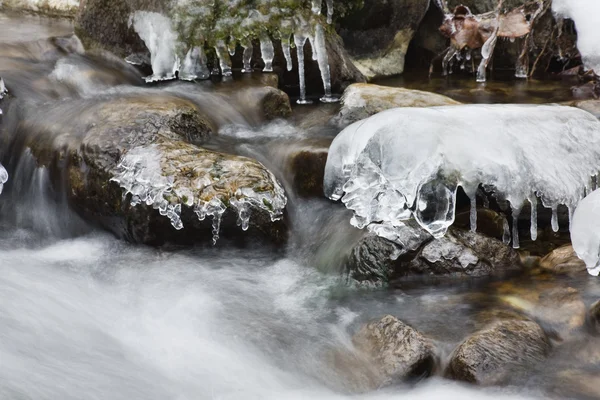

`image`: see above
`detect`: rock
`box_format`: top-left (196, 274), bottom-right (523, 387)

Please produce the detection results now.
top-left (445, 320), bottom-right (551, 385)
top-left (10, 94), bottom-right (287, 245)
top-left (498, 286), bottom-right (586, 339)
top-left (337, 0), bottom-right (430, 79)
top-left (539, 244), bottom-right (587, 274)
top-left (589, 300), bottom-right (600, 332)
top-left (352, 315), bottom-right (436, 386)
top-left (570, 100), bottom-right (600, 119)
top-left (1, 0), bottom-right (78, 16)
top-left (333, 83), bottom-right (460, 127)
top-left (345, 225), bottom-right (521, 286)
top-left (289, 144), bottom-right (329, 198)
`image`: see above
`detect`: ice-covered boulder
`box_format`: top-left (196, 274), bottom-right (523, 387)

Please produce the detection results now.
top-left (571, 189), bottom-right (600, 276)
top-left (324, 104), bottom-right (600, 249)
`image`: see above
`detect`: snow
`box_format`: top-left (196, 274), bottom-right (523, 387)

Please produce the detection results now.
top-left (324, 104), bottom-right (600, 249)
top-left (571, 189), bottom-right (600, 276)
top-left (552, 0), bottom-right (600, 74)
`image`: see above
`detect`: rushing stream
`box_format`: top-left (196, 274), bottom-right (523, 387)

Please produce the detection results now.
top-left (1, 11), bottom-right (600, 400)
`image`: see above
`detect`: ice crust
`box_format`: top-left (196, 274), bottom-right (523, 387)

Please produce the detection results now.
top-left (324, 104), bottom-right (600, 249)
top-left (571, 189), bottom-right (600, 276)
top-left (129, 2), bottom-right (338, 102)
top-left (110, 145), bottom-right (286, 244)
top-left (0, 163), bottom-right (8, 195)
top-left (552, 0), bottom-right (600, 74)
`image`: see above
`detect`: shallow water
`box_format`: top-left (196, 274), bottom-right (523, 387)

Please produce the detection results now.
top-left (1, 11), bottom-right (600, 400)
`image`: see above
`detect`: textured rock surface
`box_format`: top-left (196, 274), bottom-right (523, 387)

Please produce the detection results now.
top-left (352, 315), bottom-right (436, 385)
top-left (539, 244), bottom-right (587, 274)
top-left (333, 83), bottom-right (460, 127)
top-left (446, 320), bottom-right (551, 385)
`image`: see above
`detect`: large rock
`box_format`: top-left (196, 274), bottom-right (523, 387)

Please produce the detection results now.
top-left (5, 94), bottom-right (287, 245)
top-left (588, 300), bottom-right (600, 333)
top-left (445, 320), bottom-right (551, 385)
top-left (352, 315), bottom-right (436, 385)
top-left (346, 225), bottom-right (521, 286)
top-left (332, 83), bottom-right (460, 127)
top-left (539, 244), bottom-right (587, 274)
top-left (337, 0), bottom-right (430, 79)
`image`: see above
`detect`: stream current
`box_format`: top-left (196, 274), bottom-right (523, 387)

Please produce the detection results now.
top-left (1, 11), bottom-right (599, 400)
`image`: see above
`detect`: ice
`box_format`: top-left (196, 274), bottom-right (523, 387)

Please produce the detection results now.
top-left (324, 104), bottom-right (600, 249)
top-left (111, 145), bottom-right (286, 244)
top-left (215, 40), bottom-right (233, 77)
top-left (0, 76), bottom-right (6, 116)
top-left (571, 189), bottom-right (600, 276)
top-left (0, 163), bottom-right (8, 195)
top-left (179, 47), bottom-right (210, 81)
top-left (314, 24), bottom-right (339, 103)
top-left (552, 0), bottom-right (600, 74)
top-left (259, 32), bottom-right (274, 72)
top-left (294, 31), bottom-right (312, 105)
top-left (129, 12), bottom-right (179, 82)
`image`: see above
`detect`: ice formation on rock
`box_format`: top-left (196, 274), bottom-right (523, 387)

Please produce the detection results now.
top-left (571, 189), bottom-right (600, 276)
top-left (552, 0), bottom-right (600, 74)
top-left (0, 163), bottom-right (8, 195)
top-left (130, 1), bottom-right (338, 102)
top-left (110, 145), bottom-right (286, 244)
top-left (0, 76), bottom-right (6, 115)
top-left (324, 104), bottom-right (600, 249)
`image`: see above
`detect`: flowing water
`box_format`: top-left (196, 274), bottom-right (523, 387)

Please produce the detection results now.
top-left (1, 12), bottom-right (600, 400)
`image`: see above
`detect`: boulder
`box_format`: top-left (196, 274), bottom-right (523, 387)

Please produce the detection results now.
top-left (0, 0), bottom-right (78, 16)
top-left (445, 320), bottom-right (551, 385)
top-left (332, 83), bottom-right (460, 127)
top-left (539, 244), bottom-right (587, 274)
top-left (352, 315), bottom-right (436, 386)
top-left (5, 94), bottom-right (287, 245)
top-left (589, 300), bottom-right (600, 333)
top-left (345, 225), bottom-right (521, 286)
top-left (337, 0), bottom-right (430, 79)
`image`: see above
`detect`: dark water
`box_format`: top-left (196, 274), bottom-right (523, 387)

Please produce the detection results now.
top-left (1, 12), bottom-right (599, 400)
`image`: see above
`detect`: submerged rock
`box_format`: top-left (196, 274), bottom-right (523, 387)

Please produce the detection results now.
top-left (10, 95), bottom-right (287, 245)
top-left (346, 226), bottom-right (521, 286)
top-left (589, 300), bottom-right (600, 333)
top-left (332, 83), bottom-right (460, 127)
top-left (445, 320), bottom-right (551, 385)
top-left (352, 315), bottom-right (436, 386)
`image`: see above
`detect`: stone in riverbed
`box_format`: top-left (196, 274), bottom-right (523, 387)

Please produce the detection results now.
top-left (13, 94), bottom-right (287, 245)
top-left (345, 225), bottom-right (521, 286)
top-left (589, 300), bottom-right (600, 333)
top-left (445, 320), bottom-right (551, 385)
top-left (352, 315), bottom-right (436, 385)
top-left (539, 244), bottom-right (587, 275)
top-left (332, 83), bottom-right (461, 127)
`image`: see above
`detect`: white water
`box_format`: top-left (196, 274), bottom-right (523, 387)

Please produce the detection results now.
top-left (324, 104), bottom-right (600, 249)
top-left (552, 0), bottom-right (600, 74)
top-left (0, 232), bottom-right (540, 400)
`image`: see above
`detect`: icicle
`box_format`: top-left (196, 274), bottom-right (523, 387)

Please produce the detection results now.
top-left (469, 194), bottom-right (477, 232)
top-left (215, 40), bottom-right (233, 77)
top-left (511, 207), bottom-right (521, 249)
top-left (502, 217), bottom-right (511, 245)
top-left (311, 0), bottom-right (323, 14)
top-left (281, 34), bottom-right (293, 71)
top-left (294, 33), bottom-right (312, 105)
top-left (529, 196), bottom-right (537, 241)
top-left (228, 36), bottom-right (237, 56)
top-left (476, 29), bottom-right (498, 83)
top-left (308, 34), bottom-right (318, 61)
top-left (260, 32), bottom-right (275, 72)
top-left (314, 24), bottom-right (339, 103)
top-left (551, 205), bottom-right (559, 232)
top-left (442, 48), bottom-right (458, 76)
top-left (325, 0), bottom-right (334, 24)
top-left (179, 46), bottom-right (210, 81)
top-left (242, 38), bottom-right (254, 73)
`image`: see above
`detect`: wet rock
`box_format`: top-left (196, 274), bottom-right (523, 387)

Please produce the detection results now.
top-left (570, 100), bottom-right (600, 119)
top-left (454, 208), bottom-right (507, 240)
top-left (1, 0), bottom-right (78, 17)
top-left (10, 95), bottom-right (287, 245)
top-left (346, 225), bottom-right (521, 286)
top-left (539, 244), bottom-right (587, 274)
top-left (333, 83), bottom-right (460, 127)
top-left (589, 300), bottom-right (600, 333)
top-left (290, 145), bottom-right (329, 198)
top-left (445, 320), bottom-right (551, 385)
top-left (337, 0), bottom-right (430, 79)
top-left (498, 286), bottom-right (586, 339)
top-left (352, 315), bottom-right (436, 386)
